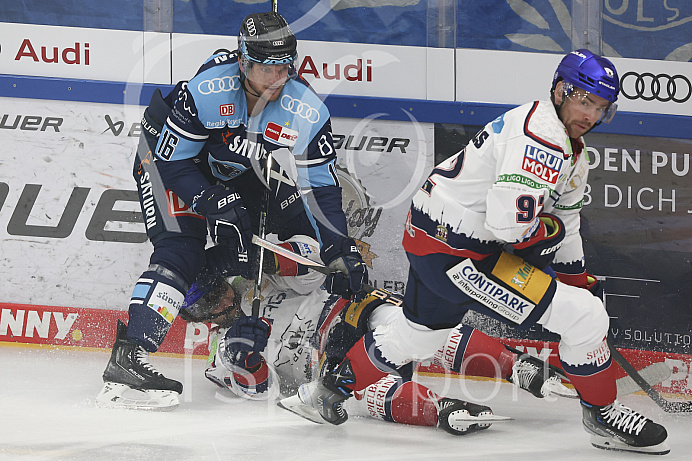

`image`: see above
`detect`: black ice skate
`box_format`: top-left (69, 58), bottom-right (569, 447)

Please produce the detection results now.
top-left (278, 359), bottom-right (354, 425)
top-left (96, 320), bottom-right (182, 410)
top-left (436, 398), bottom-right (511, 435)
top-left (581, 400), bottom-right (669, 455)
top-left (508, 351), bottom-right (577, 399)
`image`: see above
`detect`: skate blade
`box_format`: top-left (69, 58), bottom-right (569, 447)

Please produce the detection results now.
top-left (544, 380), bottom-right (579, 399)
top-left (96, 382), bottom-right (180, 411)
top-left (590, 435), bottom-right (671, 455)
top-left (449, 412), bottom-right (513, 424)
top-left (277, 394), bottom-right (325, 424)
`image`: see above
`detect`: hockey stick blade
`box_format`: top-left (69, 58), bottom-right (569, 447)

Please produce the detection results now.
top-left (616, 362), bottom-right (671, 398)
top-left (251, 235), bottom-right (330, 271)
top-left (608, 339), bottom-right (692, 413)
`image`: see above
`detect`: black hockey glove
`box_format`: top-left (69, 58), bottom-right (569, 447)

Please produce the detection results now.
top-left (321, 237), bottom-right (368, 299)
top-left (219, 316), bottom-right (272, 370)
top-left (511, 213), bottom-right (565, 270)
top-left (192, 185), bottom-right (252, 267)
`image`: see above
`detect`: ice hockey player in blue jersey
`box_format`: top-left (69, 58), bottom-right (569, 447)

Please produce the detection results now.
top-left (96, 11), bottom-right (366, 410)
top-left (283, 50), bottom-right (669, 455)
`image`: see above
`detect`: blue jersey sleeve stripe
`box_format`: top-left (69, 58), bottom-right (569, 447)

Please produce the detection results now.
top-left (166, 118), bottom-right (209, 141)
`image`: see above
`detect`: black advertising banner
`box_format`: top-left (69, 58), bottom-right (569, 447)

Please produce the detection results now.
top-left (435, 125), bottom-right (692, 355)
top-left (583, 133), bottom-right (692, 355)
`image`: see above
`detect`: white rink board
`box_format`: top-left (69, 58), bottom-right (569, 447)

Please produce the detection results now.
top-left (0, 96), bottom-right (431, 309)
top-left (0, 97), bottom-right (148, 310)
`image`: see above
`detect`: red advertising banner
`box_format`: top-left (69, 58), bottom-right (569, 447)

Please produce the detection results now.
top-left (2, 302), bottom-right (691, 399)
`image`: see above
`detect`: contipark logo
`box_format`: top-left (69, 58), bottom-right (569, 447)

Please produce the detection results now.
top-left (446, 259), bottom-right (535, 323)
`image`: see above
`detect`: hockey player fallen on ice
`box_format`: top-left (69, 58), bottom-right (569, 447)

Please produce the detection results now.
top-left (182, 236), bottom-right (585, 435)
top-left (96, 12), bottom-right (366, 410)
top-left (283, 50), bottom-right (669, 455)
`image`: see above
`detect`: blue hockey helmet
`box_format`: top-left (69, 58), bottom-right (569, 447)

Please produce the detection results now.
top-left (238, 12), bottom-right (297, 66)
top-left (553, 49), bottom-right (620, 123)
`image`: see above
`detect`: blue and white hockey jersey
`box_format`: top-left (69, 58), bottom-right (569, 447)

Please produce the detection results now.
top-left (153, 51), bottom-right (345, 246)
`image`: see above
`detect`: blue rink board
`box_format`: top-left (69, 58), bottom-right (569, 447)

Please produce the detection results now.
top-left (1, 73), bottom-right (690, 140)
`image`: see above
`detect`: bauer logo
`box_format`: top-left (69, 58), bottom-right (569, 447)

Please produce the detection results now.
top-left (446, 259), bottom-right (535, 324)
top-left (264, 122), bottom-right (298, 147)
top-left (522, 145), bottom-right (563, 184)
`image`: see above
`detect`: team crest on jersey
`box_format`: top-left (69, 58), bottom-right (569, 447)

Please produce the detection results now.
top-left (264, 121), bottom-right (298, 147)
top-left (522, 145), bottom-right (563, 184)
top-left (435, 225), bottom-right (448, 242)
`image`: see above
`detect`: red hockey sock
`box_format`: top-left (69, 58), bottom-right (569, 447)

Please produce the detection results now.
top-left (389, 381), bottom-right (439, 426)
top-left (562, 361), bottom-right (617, 406)
top-left (359, 378), bottom-right (439, 427)
top-left (344, 337), bottom-right (389, 392)
top-left (458, 328), bottom-right (516, 379)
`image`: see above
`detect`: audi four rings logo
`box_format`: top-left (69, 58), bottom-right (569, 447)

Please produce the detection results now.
top-left (281, 95), bottom-right (321, 123)
top-left (620, 72), bottom-right (691, 103)
top-left (198, 76), bottom-right (241, 95)
top-left (246, 18), bottom-right (257, 36)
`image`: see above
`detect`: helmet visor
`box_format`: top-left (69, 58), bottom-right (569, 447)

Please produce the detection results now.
top-left (564, 83), bottom-right (618, 124)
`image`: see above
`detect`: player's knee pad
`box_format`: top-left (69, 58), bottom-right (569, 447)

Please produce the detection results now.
top-left (321, 290), bottom-right (397, 374)
top-left (538, 282), bottom-right (609, 368)
top-left (127, 264), bottom-right (189, 352)
top-left (150, 236), bottom-right (206, 286)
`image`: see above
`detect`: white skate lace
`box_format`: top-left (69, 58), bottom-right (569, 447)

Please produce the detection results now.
top-left (135, 347), bottom-right (163, 376)
top-left (601, 401), bottom-right (648, 435)
top-left (512, 360), bottom-right (539, 391)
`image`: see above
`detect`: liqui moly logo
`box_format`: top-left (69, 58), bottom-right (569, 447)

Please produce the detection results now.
top-left (264, 122), bottom-right (298, 147)
top-left (522, 145), bottom-right (563, 184)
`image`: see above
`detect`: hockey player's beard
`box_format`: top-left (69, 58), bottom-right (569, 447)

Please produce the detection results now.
top-left (242, 77), bottom-right (284, 115)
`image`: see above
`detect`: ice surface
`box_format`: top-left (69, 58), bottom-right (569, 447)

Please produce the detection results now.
top-left (1, 345), bottom-right (690, 460)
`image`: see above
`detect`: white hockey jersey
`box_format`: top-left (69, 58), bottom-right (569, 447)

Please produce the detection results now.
top-left (403, 100), bottom-right (588, 272)
top-left (208, 271), bottom-right (349, 397)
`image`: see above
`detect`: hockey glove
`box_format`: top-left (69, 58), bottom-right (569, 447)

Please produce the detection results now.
top-left (219, 316), bottom-right (272, 369)
top-left (556, 271), bottom-right (603, 300)
top-left (511, 213), bottom-right (565, 270)
top-left (321, 238), bottom-right (368, 299)
top-left (218, 316), bottom-right (272, 395)
top-left (192, 185), bottom-right (252, 265)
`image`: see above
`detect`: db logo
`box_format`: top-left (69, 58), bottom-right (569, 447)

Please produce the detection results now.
top-left (220, 104), bottom-right (235, 116)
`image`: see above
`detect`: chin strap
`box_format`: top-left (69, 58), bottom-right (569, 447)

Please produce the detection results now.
top-left (240, 72), bottom-right (263, 99)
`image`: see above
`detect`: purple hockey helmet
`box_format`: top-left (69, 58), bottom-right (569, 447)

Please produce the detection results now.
top-left (553, 49), bottom-right (620, 123)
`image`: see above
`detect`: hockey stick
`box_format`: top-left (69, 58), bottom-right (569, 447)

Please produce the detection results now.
top-left (607, 338), bottom-right (692, 413)
top-left (272, 0), bottom-right (278, 13)
top-left (252, 155), bottom-right (273, 317)
top-left (252, 235), bottom-right (392, 303)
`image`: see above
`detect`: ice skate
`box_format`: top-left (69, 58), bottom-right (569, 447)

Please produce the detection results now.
top-left (436, 398), bottom-right (511, 435)
top-left (508, 353), bottom-right (577, 399)
top-left (96, 320), bottom-right (182, 410)
top-left (581, 400), bottom-right (669, 455)
top-left (278, 359), bottom-right (354, 425)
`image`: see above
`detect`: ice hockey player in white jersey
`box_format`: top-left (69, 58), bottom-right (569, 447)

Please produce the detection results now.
top-left (183, 236), bottom-right (499, 435)
top-left (285, 50), bottom-right (669, 455)
top-left (184, 236), bottom-right (581, 435)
